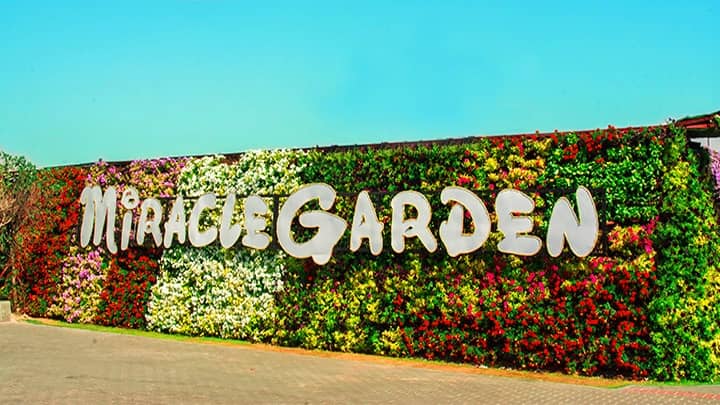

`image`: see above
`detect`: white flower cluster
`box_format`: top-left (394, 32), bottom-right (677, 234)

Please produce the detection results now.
top-left (231, 149), bottom-right (306, 196)
top-left (145, 149), bottom-right (305, 341)
top-left (176, 155), bottom-right (237, 198)
top-left (176, 150), bottom-right (306, 197)
top-left (146, 246), bottom-right (285, 340)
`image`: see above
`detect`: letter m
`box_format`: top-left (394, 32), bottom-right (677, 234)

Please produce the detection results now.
top-left (79, 186), bottom-right (118, 253)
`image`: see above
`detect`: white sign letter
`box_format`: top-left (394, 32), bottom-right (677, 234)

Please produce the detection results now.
top-left (242, 195), bottom-right (271, 250)
top-left (188, 193), bottom-right (218, 247)
top-left (276, 183), bottom-right (347, 265)
top-left (120, 187), bottom-right (140, 251)
top-left (79, 185), bottom-right (118, 254)
top-left (219, 191), bottom-right (242, 249)
top-left (391, 191), bottom-right (437, 253)
top-left (496, 189), bottom-right (541, 256)
top-left (350, 191), bottom-right (384, 255)
top-left (546, 186), bottom-right (599, 257)
top-left (439, 187), bottom-right (491, 257)
top-left (163, 195), bottom-right (187, 248)
top-left (136, 198), bottom-right (163, 247)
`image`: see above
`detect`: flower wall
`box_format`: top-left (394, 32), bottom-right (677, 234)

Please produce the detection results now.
top-left (145, 151), bottom-right (304, 341)
top-left (9, 125), bottom-right (720, 382)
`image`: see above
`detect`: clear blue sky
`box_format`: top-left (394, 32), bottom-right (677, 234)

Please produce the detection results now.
top-left (1, 1), bottom-right (718, 167)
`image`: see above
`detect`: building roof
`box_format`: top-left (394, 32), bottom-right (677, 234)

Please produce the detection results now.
top-left (676, 111), bottom-right (720, 136)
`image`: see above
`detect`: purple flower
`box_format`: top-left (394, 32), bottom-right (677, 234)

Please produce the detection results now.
top-left (709, 149), bottom-right (720, 199)
top-left (79, 269), bottom-right (90, 280)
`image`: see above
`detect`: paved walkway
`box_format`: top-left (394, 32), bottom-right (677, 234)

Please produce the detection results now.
top-left (1, 321), bottom-right (719, 404)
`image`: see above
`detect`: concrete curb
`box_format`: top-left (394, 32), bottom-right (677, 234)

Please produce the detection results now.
top-left (0, 300), bottom-right (11, 322)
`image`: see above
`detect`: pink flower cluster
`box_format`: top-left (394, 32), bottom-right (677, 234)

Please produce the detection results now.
top-left (53, 248), bottom-right (105, 323)
top-left (86, 157), bottom-right (188, 198)
top-left (709, 149), bottom-right (720, 200)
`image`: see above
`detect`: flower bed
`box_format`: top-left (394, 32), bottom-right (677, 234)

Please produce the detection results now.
top-left (9, 125), bottom-right (720, 382)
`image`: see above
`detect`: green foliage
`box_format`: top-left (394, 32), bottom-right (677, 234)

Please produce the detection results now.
top-left (0, 151), bottom-right (36, 297)
top-left (648, 126), bottom-right (720, 382)
top-left (273, 136), bottom-right (663, 379)
top-left (539, 128), bottom-right (664, 223)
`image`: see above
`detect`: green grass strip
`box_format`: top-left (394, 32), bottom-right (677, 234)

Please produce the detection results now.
top-left (23, 318), bottom-right (250, 346)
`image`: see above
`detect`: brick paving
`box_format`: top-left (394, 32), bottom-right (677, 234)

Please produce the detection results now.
top-left (1, 322), bottom-right (719, 404)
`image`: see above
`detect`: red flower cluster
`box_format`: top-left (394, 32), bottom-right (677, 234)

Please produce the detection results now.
top-left (95, 247), bottom-right (161, 328)
top-left (11, 167), bottom-right (87, 315)
top-left (398, 246), bottom-right (655, 378)
top-left (563, 144), bottom-right (579, 161)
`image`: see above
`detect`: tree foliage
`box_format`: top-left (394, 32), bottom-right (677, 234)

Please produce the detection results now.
top-left (0, 151), bottom-right (37, 297)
